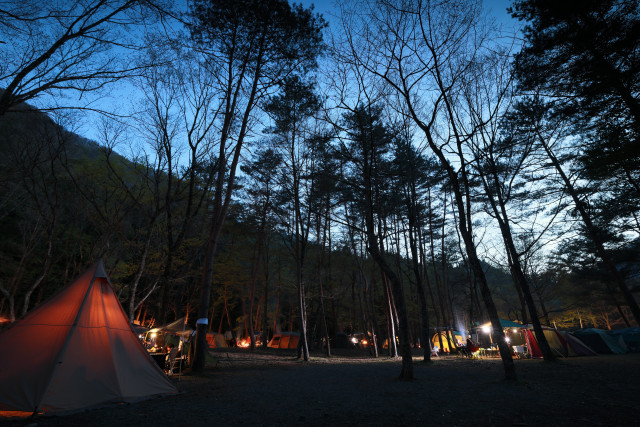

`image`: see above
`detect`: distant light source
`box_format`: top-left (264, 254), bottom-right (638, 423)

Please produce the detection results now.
top-left (512, 328), bottom-right (519, 333)
top-left (150, 332), bottom-right (157, 339)
top-left (505, 337), bottom-right (511, 343)
top-left (482, 326), bottom-right (491, 334)
top-left (351, 337), bottom-right (358, 344)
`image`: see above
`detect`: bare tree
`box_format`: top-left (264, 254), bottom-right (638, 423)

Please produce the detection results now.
top-left (0, 0), bottom-right (173, 116)
top-left (337, 0), bottom-right (517, 379)
top-left (0, 109), bottom-right (65, 320)
top-left (462, 51), bottom-right (556, 360)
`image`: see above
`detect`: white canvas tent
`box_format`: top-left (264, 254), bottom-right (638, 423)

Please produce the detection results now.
top-left (0, 260), bottom-right (177, 414)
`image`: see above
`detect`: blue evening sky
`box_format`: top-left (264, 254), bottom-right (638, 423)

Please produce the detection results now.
top-left (299, 0), bottom-right (521, 32)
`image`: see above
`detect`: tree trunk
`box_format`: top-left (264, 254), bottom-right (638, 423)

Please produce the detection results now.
top-left (405, 181), bottom-right (431, 362)
top-left (398, 81), bottom-right (517, 379)
top-left (382, 274), bottom-right (398, 358)
top-left (361, 136), bottom-right (412, 378)
top-left (477, 157), bottom-right (555, 361)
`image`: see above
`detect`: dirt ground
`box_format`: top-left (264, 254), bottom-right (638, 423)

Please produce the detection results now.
top-left (4, 348), bottom-right (640, 426)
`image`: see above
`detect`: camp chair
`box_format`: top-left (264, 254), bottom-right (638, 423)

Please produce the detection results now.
top-left (468, 345), bottom-right (480, 359)
top-left (167, 355), bottom-right (186, 375)
top-left (459, 346), bottom-right (471, 358)
top-left (165, 347), bottom-right (179, 375)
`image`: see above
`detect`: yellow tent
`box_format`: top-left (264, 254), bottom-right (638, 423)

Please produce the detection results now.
top-left (431, 331), bottom-right (465, 352)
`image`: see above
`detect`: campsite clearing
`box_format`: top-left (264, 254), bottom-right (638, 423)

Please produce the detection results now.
top-left (3, 349), bottom-right (639, 426)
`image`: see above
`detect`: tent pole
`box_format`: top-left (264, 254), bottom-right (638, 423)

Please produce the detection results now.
top-left (178, 316), bottom-right (186, 381)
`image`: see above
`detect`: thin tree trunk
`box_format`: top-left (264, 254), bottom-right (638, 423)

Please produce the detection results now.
top-left (476, 157), bottom-right (555, 361)
top-left (405, 178), bottom-right (431, 361)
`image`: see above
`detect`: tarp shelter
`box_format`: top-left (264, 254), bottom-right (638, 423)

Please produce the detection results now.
top-left (571, 329), bottom-right (627, 354)
top-left (268, 332), bottom-right (300, 349)
top-left (479, 318), bottom-right (523, 329)
top-left (144, 318), bottom-right (193, 352)
top-left (476, 319), bottom-right (523, 348)
top-left (153, 317), bottom-right (192, 336)
top-left (0, 260), bottom-right (177, 414)
top-left (146, 317), bottom-right (192, 339)
top-left (431, 331), bottom-right (465, 352)
top-left (131, 323), bottom-right (149, 337)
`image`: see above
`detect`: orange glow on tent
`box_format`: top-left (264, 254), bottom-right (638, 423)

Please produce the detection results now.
top-left (268, 332), bottom-right (300, 349)
top-left (0, 260), bottom-right (177, 414)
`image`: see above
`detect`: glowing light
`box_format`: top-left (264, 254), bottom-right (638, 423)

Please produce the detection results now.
top-left (482, 326), bottom-right (491, 334)
top-left (351, 337), bottom-right (358, 344)
top-left (150, 333), bottom-right (157, 338)
top-left (505, 337), bottom-right (510, 343)
top-left (512, 329), bottom-right (519, 333)
top-left (361, 340), bottom-right (368, 345)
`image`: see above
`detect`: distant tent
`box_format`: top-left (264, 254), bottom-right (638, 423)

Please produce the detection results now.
top-left (510, 325), bottom-right (597, 358)
top-left (0, 260), bottom-right (177, 414)
top-left (610, 327), bottom-right (640, 353)
top-left (268, 332), bottom-right (300, 349)
top-left (571, 329), bottom-right (627, 354)
top-left (558, 332), bottom-right (598, 356)
top-left (522, 326), bottom-right (569, 357)
top-left (431, 331), bottom-right (465, 352)
top-left (206, 332), bottom-right (228, 349)
top-left (501, 325), bottom-right (596, 358)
